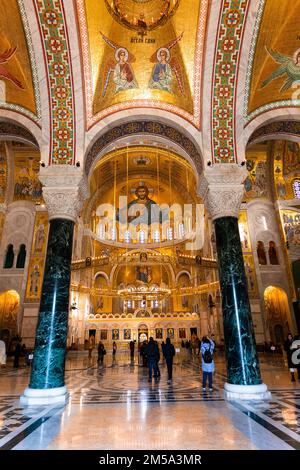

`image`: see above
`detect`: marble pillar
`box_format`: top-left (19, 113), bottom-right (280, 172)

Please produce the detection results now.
top-left (214, 216), bottom-right (261, 385)
top-left (21, 166), bottom-right (88, 405)
top-left (29, 218), bottom-right (74, 389)
top-left (199, 165), bottom-right (271, 400)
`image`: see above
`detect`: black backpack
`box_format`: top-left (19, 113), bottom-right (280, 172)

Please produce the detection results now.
top-left (203, 346), bottom-right (213, 364)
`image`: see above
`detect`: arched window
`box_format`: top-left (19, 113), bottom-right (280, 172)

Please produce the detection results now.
top-left (3, 244), bottom-right (14, 268)
top-left (292, 180), bottom-right (300, 199)
top-left (268, 241), bottom-right (279, 265)
top-left (257, 241), bottom-right (267, 265)
top-left (16, 244), bottom-right (26, 269)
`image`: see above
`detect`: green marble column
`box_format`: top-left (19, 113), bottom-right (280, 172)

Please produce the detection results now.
top-left (29, 218), bottom-right (74, 389)
top-left (214, 216), bottom-right (262, 385)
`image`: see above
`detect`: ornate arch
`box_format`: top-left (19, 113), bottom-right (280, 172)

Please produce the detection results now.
top-left (84, 120), bottom-right (203, 176)
top-left (0, 120), bottom-right (39, 148)
top-left (247, 120), bottom-right (300, 147)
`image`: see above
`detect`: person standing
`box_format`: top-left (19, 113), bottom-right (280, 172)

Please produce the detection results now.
top-left (163, 337), bottom-right (175, 383)
top-left (145, 337), bottom-right (159, 381)
top-left (154, 341), bottom-right (161, 378)
top-left (129, 340), bottom-right (135, 360)
top-left (201, 336), bottom-right (215, 391)
top-left (88, 337), bottom-right (94, 359)
top-left (97, 341), bottom-right (106, 366)
top-left (0, 339), bottom-right (6, 368)
top-left (13, 339), bottom-right (22, 368)
top-left (112, 341), bottom-right (117, 362)
top-left (284, 333), bottom-right (297, 382)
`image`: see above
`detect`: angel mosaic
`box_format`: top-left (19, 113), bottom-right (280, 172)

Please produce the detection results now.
top-left (261, 47), bottom-right (300, 92)
top-left (0, 44), bottom-right (24, 89)
top-left (100, 32), bottom-right (138, 96)
top-left (148, 33), bottom-right (184, 95)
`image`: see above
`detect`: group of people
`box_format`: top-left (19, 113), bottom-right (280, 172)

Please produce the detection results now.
top-left (0, 336), bottom-right (33, 368)
top-left (94, 334), bottom-right (216, 390)
top-left (139, 337), bottom-right (176, 383)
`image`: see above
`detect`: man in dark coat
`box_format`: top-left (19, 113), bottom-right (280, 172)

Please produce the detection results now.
top-left (145, 337), bottom-right (159, 380)
top-left (163, 337), bottom-right (175, 383)
top-left (129, 340), bottom-right (135, 360)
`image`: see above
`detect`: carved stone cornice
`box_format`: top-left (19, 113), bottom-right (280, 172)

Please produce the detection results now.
top-left (39, 166), bottom-right (89, 222)
top-left (198, 164), bottom-right (247, 220)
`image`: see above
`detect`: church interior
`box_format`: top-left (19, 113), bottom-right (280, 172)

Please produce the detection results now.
top-left (0, 0), bottom-right (300, 452)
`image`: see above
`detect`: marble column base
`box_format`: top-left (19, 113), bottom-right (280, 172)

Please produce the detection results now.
top-left (224, 383), bottom-right (271, 401)
top-left (20, 386), bottom-right (68, 406)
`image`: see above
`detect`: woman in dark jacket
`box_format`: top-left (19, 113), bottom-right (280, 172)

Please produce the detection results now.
top-left (97, 341), bottom-right (106, 366)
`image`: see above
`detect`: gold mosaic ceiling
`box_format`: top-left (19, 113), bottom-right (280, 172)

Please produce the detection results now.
top-left (90, 146), bottom-right (197, 204)
top-left (0, 0), bottom-right (36, 116)
top-left (78, 0), bottom-right (204, 126)
top-left (248, 0), bottom-right (300, 116)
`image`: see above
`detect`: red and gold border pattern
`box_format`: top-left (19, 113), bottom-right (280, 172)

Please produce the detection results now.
top-left (35, 0), bottom-right (75, 164)
top-left (211, 0), bottom-right (248, 163)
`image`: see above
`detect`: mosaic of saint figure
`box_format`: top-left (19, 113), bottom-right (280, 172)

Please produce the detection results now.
top-left (149, 33), bottom-right (184, 95)
top-left (29, 265), bottom-right (40, 296)
top-left (100, 32), bottom-right (138, 96)
top-left (136, 265), bottom-right (152, 284)
top-left (117, 184), bottom-right (161, 226)
top-left (261, 47), bottom-right (300, 92)
top-left (34, 224), bottom-right (45, 252)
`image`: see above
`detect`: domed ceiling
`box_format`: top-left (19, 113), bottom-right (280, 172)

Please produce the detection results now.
top-left (76, 0), bottom-right (208, 129)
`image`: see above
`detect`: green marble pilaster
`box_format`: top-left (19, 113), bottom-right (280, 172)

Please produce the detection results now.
top-left (214, 216), bottom-right (262, 385)
top-left (29, 218), bottom-right (74, 389)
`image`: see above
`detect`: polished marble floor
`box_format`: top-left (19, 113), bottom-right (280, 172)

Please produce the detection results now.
top-left (0, 350), bottom-right (300, 450)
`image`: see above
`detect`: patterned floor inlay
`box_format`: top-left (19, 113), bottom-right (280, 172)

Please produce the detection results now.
top-left (0, 354), bottom-right (300, 449)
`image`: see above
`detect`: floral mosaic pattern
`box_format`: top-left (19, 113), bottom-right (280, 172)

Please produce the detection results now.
top-left (35, 0), bottom-right (75, 164)
top-left (212, 0), bottom-right (248, 163)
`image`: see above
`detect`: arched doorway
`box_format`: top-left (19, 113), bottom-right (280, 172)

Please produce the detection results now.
top-left (0, 290), bottom-right (20, 351)
top-left (138, 324), bottom-right (148, 343)
top-left (264, 286), bottom-right (291, 345)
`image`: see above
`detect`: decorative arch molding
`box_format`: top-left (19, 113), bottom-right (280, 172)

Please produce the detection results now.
top-left (244, 108), bottom-right (300, 148)
top-left (0, 119), bottom-right (39, 148)
top-left (84, 120), bottom-right (203, 177)
top-left (247, 120), bottom-right (300, 147)
top-left (175, 270), bottom-right (192, 283)
top-left (94, 271), bottom-right (109, 284)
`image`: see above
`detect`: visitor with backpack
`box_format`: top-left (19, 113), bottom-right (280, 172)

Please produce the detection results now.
top-left (201, 336), bottom-right (215, 391)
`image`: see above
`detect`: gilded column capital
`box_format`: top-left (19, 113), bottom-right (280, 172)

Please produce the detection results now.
top-left (39, 165), bottom-right (89, 222)
top-left (198, 164), bottom-right (247, 220)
